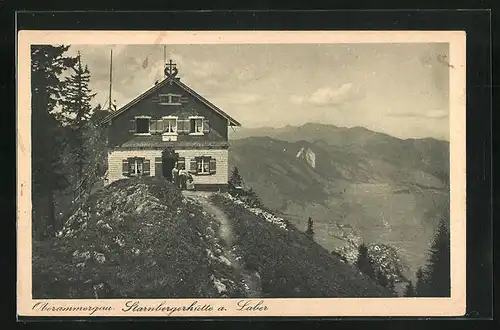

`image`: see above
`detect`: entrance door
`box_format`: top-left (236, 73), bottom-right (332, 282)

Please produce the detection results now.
top-left (162, 158), bottom-right (176, 181)
top-left (161, 148), bottom-right (178, 182)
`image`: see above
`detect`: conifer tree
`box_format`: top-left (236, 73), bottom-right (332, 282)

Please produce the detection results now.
top-left (404, 280), bottom-right (416, 297)
top-left (356, 243), bottom-right (375, 279)
top-left (58, 52), bottom-right (97, 194)
top-left (305, 217), bottom-right (315, 241)
top-left (31, 45), bottom-right (77, 239)
top-left (58, 52), bottom-right (96, 126)
top-left (81, 104), bottom-right (109, 191)
top-left (424, 219), bottom-right (451, 297)
top-left (415, 267), bottom-right (427, 297)
top-left (229, 166), bottom-right (244, 187)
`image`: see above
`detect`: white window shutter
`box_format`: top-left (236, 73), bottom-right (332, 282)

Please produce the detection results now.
top-left (209, 157), bottom-right (216, 174)
top-left (122, 159), bottom-right (129, 176)
top-left (156, 119), bottom-right (164, 133)
top-left (189, 158), bottom-right (197, 173)
top-left (203, 119), bottom-right (210, 134)
top-left (150, 119), bottom-right (157, 133)
top-left (143, 159), bottom-right (151, 176)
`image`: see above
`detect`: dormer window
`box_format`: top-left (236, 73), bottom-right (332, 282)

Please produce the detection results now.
top-left (159, 93), bottom-right (182, 105)
top-left (189, 116), bottom-right (204, 135)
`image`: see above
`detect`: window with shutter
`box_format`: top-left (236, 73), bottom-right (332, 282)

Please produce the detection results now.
top-left (209, 157), bottom-right (216, 174)
top-left (171, 95), bottom-right (181, 104)
top-left (188, 116), bottom-right (204, 135)
top-left (159, 94), bottom-right (169, 104)
top-left (128, 157), bottom-right (145, 176)
top-left (162, 117), bottom-right (178, 134)
top-left (159, 93), bottom-right (182, 105)
top-left (195, 156), bottom-right (211, 175)
top-left (122, 159), bottom-right (129, 176)
top-left (135, 117), bottom-right (151, 134)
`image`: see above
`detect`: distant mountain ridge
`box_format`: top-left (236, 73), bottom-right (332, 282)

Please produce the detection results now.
top-left (230, 123), bottom-right (449, 143)
top-left (228, 123), bottom-right (450, 281)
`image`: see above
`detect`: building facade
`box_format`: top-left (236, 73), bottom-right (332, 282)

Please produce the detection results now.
top-left (100, 61), bottom-right (241, 191)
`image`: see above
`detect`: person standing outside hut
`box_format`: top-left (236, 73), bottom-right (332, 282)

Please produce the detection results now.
top-left (172, 163), bottom-right (179, 188)
top-left (186, 173), bottom-right (195, 190)
top-left (178, 167), bottom-right (188, 190)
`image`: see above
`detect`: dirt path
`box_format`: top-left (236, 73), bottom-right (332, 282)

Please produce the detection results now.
top-left (182, 191), bottom-right (262, 297)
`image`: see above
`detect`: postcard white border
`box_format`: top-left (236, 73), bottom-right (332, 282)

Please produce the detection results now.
top-left (17, 30), bottom-right (466, 317)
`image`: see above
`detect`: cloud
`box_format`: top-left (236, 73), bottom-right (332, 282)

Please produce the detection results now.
top-left (169, 53), bottom-right (186, 67)
top-left (289, 83), bottom-right (360, 106)
top-left (190, 60), bottom-right (223, 78)
top-left (387, 109), bottom-right (448, 119)
top-left (309, 84), bottom-right (354, 105)
top-left (203, 79), bottom-right (221, 87)
top-left (289, 95), bottom-right (305, 104)
top-left (212, 93), bottom-right (263, 105)
top-left (235, 64), bottom-right (256, 81)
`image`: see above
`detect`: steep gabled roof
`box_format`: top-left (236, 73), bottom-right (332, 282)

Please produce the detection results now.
top-left (99, 76), bottom-right (241, 126)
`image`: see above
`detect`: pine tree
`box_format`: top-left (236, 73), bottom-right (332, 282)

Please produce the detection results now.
top-left (229, 166), bottom-right (244, 187)
top-left (58, 52), bottom-right (97, 196)
top-left (404, 281), bottom-right (416, 297)
top-left (424, 219), bottom-right (451, 297)
top-left (31, 45), bottom-right (77, 239)
top-left (58, 52), bottom-right (96, 126)
top-left (78, 104), bottom-right (109, 194)
top-left (305, 217), bottom-right (314, 241)
top-left (415, 267), bottom-right (427, 297)
top-left (356, 243), bottom-right (375, 279)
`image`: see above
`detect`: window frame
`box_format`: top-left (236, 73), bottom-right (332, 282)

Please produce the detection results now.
top-left (129, 157), bottom-right (144, 176)
top-left (162, 116), bottom-right (178, 135)
top-left (159, 93), bottom-right (182, 105)
top-left (196, 156), bottom-right (211, 175)
top-left (188, 116), bottom-right (204, 136)
top-left (134, 116), bottom-right (152, 135)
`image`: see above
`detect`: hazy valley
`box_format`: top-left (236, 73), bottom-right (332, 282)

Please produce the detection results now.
top-left (228, 123), bottom-right (450, 281)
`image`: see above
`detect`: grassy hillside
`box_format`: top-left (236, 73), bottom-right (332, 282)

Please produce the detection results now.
top-left (228, 124), bottom-right (450, 281)
top-left (211, 194), bottom-right (392, 297)
top-left (33, 177), bottom-right (391, 298)
top-left (33, 177), bottom-right (247, 298)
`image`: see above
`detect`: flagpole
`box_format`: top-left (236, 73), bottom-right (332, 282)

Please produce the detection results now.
top-left (108, 48), bottom-right (113, 111)
top-left (163, 45), bottom-right (166, 73)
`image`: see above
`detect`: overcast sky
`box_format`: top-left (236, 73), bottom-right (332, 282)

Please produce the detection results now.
top-left (67, 43), bottom-right (449, 140)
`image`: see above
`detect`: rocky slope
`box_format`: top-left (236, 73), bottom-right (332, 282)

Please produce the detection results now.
top-left (32, 177), bottom-right (392, 298)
